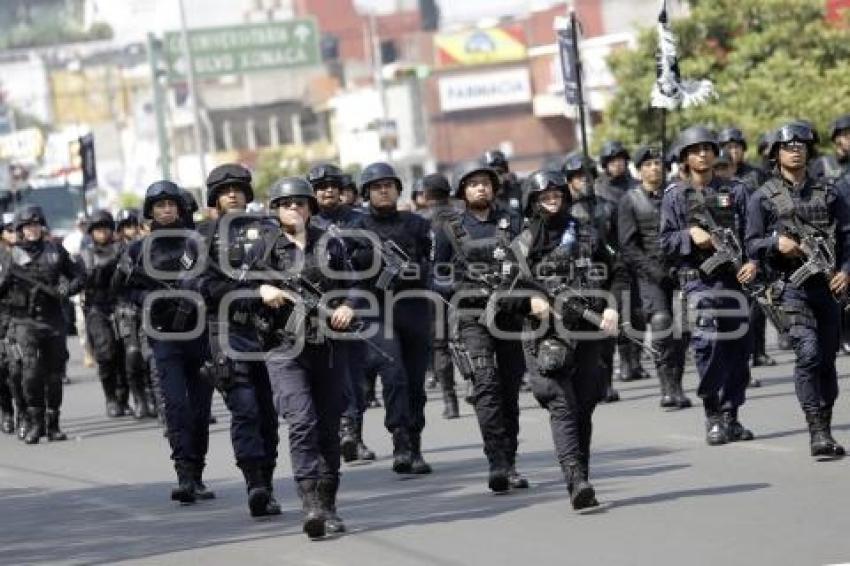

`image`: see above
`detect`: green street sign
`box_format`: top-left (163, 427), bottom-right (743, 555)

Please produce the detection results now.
top-left (164, 19), bottom-right (320, 80)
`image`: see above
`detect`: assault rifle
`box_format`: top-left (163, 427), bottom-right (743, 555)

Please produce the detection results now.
top-left (376, 239), bottom-right (417, 291)
top-left (116, 254), bottom-right (197, 332)
top-left (787, 230), bottom-right (836, 288)
top-left (0, 254), bottom-right (63, 317)
top-left (700, 227), bottom-right (744, 276)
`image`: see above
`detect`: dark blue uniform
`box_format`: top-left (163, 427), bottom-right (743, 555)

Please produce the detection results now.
top-left (310, 204), bottom-right (370, 455)
top-left (250, 224), bottom-right (355, 485)
top-left (193, 215), bottom-right (279, 483)
top-left (351, 206), bottom-right (432, 464)
top-left (117, 230), bottom-right (213, 475)
top-left (746, 174), bottom-right (850, 416)
top-left (660, 176), bottom-right (752, 431)
top-left (432, 206), bottom-right (527, 487)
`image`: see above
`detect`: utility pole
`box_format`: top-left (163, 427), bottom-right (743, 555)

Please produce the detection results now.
top-left (147, 33), bottom-right (171, 180)
top-left (369, 10), bottom-right (392, 161)
top-left (178, 0), bottom-right (207, 185)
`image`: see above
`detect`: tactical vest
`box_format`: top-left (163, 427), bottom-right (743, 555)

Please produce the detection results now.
top-left (81, 243), bottom-right (121, 306)
top-left (629, 188), bottom-right (662, 256)
top-left (759, 178), bottom-right (832, 233)
top-left (685, 184), bottom-right (738, 232)
top-left (12, 242), bottom-right (61, 286)
top-left (568, 198), bottom-right (605, 259)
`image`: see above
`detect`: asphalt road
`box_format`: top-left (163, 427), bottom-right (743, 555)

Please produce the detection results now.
top-left (1, 336), bottom-right (850, 566)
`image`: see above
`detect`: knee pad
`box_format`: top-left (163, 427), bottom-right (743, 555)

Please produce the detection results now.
top-left (650, 311), bottom-right (673, 333)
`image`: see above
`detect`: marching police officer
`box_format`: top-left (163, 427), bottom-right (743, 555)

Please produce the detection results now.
top-left (521, 169), bottom-right (621, 509)
top-left (618, 146), bottom-right (691, 409)
top-left (115, 209), bottom-right (142, 244)
top-left (251, 176), bottom-right (357, 538)
top-left (595, 141), bottom-right (649, 384)
top-left (353, 161), bottom-right (433, 475)
top-left (0, 205), bottom-right (84, 444)
top-left (562, 155), bottom-right (622, 402)
top-left (484, 149), bottom-right (524, 215)
top-left (718, 127), bottom-right (774, 370)
top-left (339, 174), bottom-right (361, 208)
top-left (306, 163), bottom-right (375, 463)
top-left (433, 160), bottom-right (528, 492)
top-left (115, 181), bottom-right (215, 502)
top-left (0, 212), bottom-right (18, 434)
top-left (660, 126), bottom-right (756, 446)
top-left (81, 210), bottom-right (137, 417)
top-left (193, 163), bottom-right (281, 517)
top-left (420, 173), bottom-right (461, 419)
top-left (746, 122), bottom-right (850, 459)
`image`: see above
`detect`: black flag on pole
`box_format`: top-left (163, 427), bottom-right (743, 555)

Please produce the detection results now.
top-left (651, 0), bottom-right (714, 109)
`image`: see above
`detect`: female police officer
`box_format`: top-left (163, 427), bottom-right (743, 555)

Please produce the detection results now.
top-left (250, 177), bottom-right (358, 539)
top-left (520, 169), bottom-right (620, 510)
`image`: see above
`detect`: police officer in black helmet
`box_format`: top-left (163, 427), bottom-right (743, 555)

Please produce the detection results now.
top-left (433, 159), bottom-right (528, 492)
top-left (484, 149), bottom-right (524, 215)
top-left (0, 205), bottom-right (84, 444)
top-left (250, 176), bottom-right (358, 539)
top-left (619, 146), bottom-right (691, 409)
top-left (521, 169), bottom-right (621, 510)
top-left (0, 212), bottom-right (20, 435)
top-left (562, 154), bottom-right (622, 402)
top-left (82, 209), bottom-right (145, 418)
top-left (115, 209), bottom-right (142, 244)
top-left (306, 162), bottom-right (375, 463)
top-left (661, 126), bottom-right (757, 446)
top-left (191, 163), bottom-right (281, 517)
top-left (339, 174), bottom-right (361, 208)
top-left (595, 142), bottom-right (650, 384)
top-left (747, 122), bottom-right (850, 459)
top-left (420, 173), bottom-right (461, 419)
top-left (113, 180), bottom-right (215, 503)
top-left (353, 161), bottom-right (433, 475)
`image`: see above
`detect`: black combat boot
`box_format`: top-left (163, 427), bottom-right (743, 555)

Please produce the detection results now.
top-left (23, 408), bottom-right (45, 445)
top-left (45, 409), bottom-right (68, 442)
top-left (261, 461), bottom-right (282, 515)
top-left (130, 386), bottom-right (153, 419)
top-left (0, 408), bottom-right (13, 435)
top-left (487, 451), bottom-right (510, 493)
top-left (409, 431), bottom-right (432, 475)
top-left (562, 460), bottom-right (597, 510)
top-left (722, 409), bottom-right (754, 442)
top-left (506, 453), bottom-right (529, 489)
top-left (317, 477), bottom-right (346, 534)
top-left (752, 353), bottom-right (775, 367)
top-left (105, 397), bottom-right (121, 418)
top-left (354, 417), bottom-right (375, 461)
top-left (193, 461), bottom-right (216, 501)
top-left (339, 416), bottom-right (358, 463)
top-left (144, 387), bottom-right (159, 418)
top-left (807, 410), bottom-right (845, 458)
top-left (705, 413), bottom-right (727, 446)
top-left (669, 370), bottom-right (692, 409)
top-left (630, 345), bottom-right (651, 380)
top-left (239, 461), bottom-right (273, 517)
top-left (297, 479), bottom-right (326, 539)
top-left (171, 460), bottom-right (197, 504)
top-left (442, 390), bottom-right (460, 419)
top-left (617, 346), bottom-right (637, 381)
top-left (658, 367), bottom-right (676, 409)
top-left (391, 428), bottom-right (413, 474)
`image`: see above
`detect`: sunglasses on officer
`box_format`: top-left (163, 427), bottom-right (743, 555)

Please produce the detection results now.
top-left (275, 196), bottom-right (311, 209)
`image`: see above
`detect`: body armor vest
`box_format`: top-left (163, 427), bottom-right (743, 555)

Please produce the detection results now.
top-left (629, 188), bottom-right (663, 256)
top-left (685, 185), bottom-right (738, 232)
top-left (81, 242), bottom-right (121, 306)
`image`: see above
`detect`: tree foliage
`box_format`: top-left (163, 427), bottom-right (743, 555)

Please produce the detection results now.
top-left (593, 0), bottom-right (850, 157)
top-left (252, 148), bottom-right (308, 202)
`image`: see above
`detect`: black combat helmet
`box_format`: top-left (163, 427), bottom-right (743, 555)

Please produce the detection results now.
top-left (829, 114), bottom-right (850, 141)
top-left (143, 180), bottom-right (187, 220)
top-left (206, 163), bottom-right (254, 207)
top-left (359, 162), bottom-right (402, 198)
top-left (522, 169), bottom-right (568, 215)
top-left (675, 126), bottom-right (719, 162)
top-left (86, 209), bottom-right (115, 233)
top-left (421, 173), bottom-right (451, 198)
top-left (116, 208), bottom-right (141, 228)
top-left (599, 140), bottom-right (630, 167)
top-left (14, 205), bottom-right (47, 231)
top-left (452, 159), bottom-right (501, 199)
top-left (483, 149), bottom-right (509, 172)
top-left (718, 127), bottom-right (747, 150)
top-left (767, 122), bottom-right (817, 160)
top-left (633, 145), bottom-right (663, 168)
top-left (306, 163), bottom-right (345, 188)
top-left (268, 176), bottom-right (317, 213)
